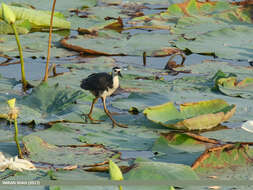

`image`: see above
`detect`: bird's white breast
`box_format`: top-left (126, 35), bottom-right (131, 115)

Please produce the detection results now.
top-left (101, 76), bottom-right (119, 98)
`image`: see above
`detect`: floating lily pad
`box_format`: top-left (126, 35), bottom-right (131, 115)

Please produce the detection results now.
top-left (202, 128), bottom-right (253, 143)
top-left (23, 135), bottom-right (117, 166)
top-left (152, 133), bottom-right (217, 165)
top-left (112, 92), bottom-right (171, 112)
top-left (61, 30), bottom-right (179, 56)
top-left (0, 32), bottom-right (77, 58)
top-left (192, 143), bottom-right (253, 173)
top-left (143, 99), bottom-right (236, 130)
top-left (0, 5), bottom-right (70, 30)
top-left (215, 75), bottom-right (253, 99)
top-left (2, 0), bottom-right (97, 12)
top-left (125, 160), bottom-right (199, 180)
top-left (70, 15), bottom-right (122, 31)
top-left (176, 26), bottom-right (253, 61)
top-left (0, 20), bottom-right (31, 34)
top-left (0, 82), bottom-right (105, 124)
top-left (131, 0), bottom-right (253, 60)
top-left (26, 119), bottom-right (160, 151)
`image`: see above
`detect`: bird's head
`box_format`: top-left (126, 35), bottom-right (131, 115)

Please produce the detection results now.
top-left (112, 67), bottom-right (122, 77)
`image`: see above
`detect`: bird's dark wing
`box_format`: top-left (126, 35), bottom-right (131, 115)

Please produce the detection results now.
top-left (80, 72), bottom-right (113, 92)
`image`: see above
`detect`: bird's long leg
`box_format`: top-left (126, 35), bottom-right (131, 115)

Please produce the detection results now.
top-left (86, 97), bottom-right (104, 123)
top-left (101, 97), bottom-right (127, 128)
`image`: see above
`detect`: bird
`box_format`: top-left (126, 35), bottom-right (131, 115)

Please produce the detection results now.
top-left (80, 66), bottom-right (127, 128)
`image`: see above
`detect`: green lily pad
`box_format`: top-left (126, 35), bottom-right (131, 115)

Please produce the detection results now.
top-left (25, 119), bottom-right (160, 151)
top-left (0, 32), bottom-right (77, 58)
top-left (23, 135), bottom-right (117, 166)
top-left (0, 19), bottom-right (31, 34)
top-left (143, 99), bottom-right (236, 130)
top-left (61, 30), bottom-right (179, 56)
top-left (124, 160), bottom-right (199, 180)
top-left (130, 0), bottom-right (253, 61)
top-left (152, 133), bottom-right (217, 165)
top-left (0, 5), bottom-right (70, 30)
top-left (70, 15), bottom-right (122, 31)
top-left (112, 92), bottom-right (171, 112)
top-left (0, 82), bottom-right (104, 124)
top-left (2, 0), bottom-right (97, 12)
top-left (202, 128), bottom-right (253, 143)
top-left (4, 169), bottom-right (48, 181)
top-left (176, 26), bottom-right (253, 61)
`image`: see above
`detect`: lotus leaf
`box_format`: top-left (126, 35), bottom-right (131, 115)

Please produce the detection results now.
top-left (192, 143), bottom-right (253, 173)
top-left (70, 15), bottom-right (122, 31)
top-left (0, 19), bottom-right (31, 34)
top-left (143, 99), bottom-right (236, 130)
top-left (25, 121), bottom-right (160, 151)
top-left (176, 26), bottom-right (253, 61)
top-left (216, 76), bottom-right (253, 99)
top-left (0, 82), bottom-right (105, 124)
top-left (0, 5), bottom-right (70, 29)
top-left (61, 30), bottom-right (179, 56)
top-left (0, 32), bottom-right (78, 58)
top-left (124, 161), bottom-right (199, 180)
top-left (130, 0), bottom-right (253, 60)
top-left (152, 133), bottom-right (216, 165)
top-left (23, 135), bottom-right (117, 166)
top-left (1, 0), bottom-right (97, 11)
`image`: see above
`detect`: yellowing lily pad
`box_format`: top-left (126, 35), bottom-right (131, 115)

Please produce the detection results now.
top-left (216, 76), bottom-right (253, 99)
top-left (143, 99), bottom-right (236, 130)
top-left (192, 143), bottom-right (253, 173)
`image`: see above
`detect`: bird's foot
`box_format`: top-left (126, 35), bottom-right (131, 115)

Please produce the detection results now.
top-left (83, 114), bottom-right (104, 123)
top-left (112, 121), bottom-right (128, 128)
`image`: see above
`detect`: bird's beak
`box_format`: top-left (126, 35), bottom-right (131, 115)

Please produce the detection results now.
top-left (118, 71), bottom-right (123, 78)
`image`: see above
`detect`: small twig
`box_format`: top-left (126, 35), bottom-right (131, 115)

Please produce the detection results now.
top-left (184, 132), bottom-right (220, 144)
top-left (164, 52), bottom-right (190, 75)
top-left (164, 52), bottom-right (186, 70)
top-left (143, 51), bottom-right (146, 66)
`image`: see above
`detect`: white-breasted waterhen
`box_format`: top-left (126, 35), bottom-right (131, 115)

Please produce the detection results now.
top-left (80, 67), bottom-right (127, 128)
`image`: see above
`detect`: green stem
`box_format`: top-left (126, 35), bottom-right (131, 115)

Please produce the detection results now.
top-left (119, 185), bottom-right (123, 190)
top-left (11, 23), bottom-right (27, 91)
top-left (14, 119), bottom-right (23, 159)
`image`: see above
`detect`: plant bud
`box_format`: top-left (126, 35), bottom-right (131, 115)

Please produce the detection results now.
top-left (109, 160), bottom-right (124, 181)
top-left (1, 3), bottom-right (16, 24)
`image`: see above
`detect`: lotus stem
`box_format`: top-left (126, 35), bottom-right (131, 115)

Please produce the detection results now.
top-left (11, 23), bottom-right (27, 91)
top-left (43, 0), bottom-right (56, 82)
top-left (14, 119), bottom-right (23, 158)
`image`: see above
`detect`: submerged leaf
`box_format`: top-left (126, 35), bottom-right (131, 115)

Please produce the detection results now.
top-left (143, 99), bottom-right (236, 130)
